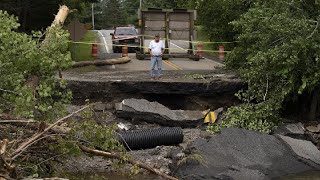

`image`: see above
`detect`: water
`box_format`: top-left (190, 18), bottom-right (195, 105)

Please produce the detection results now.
top-left (61, 173), bottom-right (160, 180)
top-left (62, 170), bottom-right (320, 180)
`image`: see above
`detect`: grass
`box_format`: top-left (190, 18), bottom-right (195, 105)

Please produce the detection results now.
top-left (70, 31), bottom-right (97, 62)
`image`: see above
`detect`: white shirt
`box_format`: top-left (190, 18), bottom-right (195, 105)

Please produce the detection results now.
top-left (149, 40), bottom-right (165, 56)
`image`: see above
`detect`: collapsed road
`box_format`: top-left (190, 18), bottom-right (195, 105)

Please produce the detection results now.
top-left (64, 67), bottom-right (243, 110)
top-left (57, 30), bottom-right (320, 179)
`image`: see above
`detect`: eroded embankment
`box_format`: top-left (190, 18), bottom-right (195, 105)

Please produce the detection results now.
top-left (63, 69), bottom-right (244, 110)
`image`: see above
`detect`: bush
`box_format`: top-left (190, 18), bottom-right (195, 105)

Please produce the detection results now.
top-left (207, 100), bottom-right (281, 134)
top-left (209, 0), bottom-right (320, 133)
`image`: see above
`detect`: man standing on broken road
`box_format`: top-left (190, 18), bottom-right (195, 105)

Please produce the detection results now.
top-left (149, 33), bottom-right (165, 80)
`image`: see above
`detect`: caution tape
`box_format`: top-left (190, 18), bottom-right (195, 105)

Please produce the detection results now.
top-left (96, 34), bottom-right (238, 45)
top-left (68, 41), bottom-right (231, 53)
top-left (140, 34), bottom-right (239, 44)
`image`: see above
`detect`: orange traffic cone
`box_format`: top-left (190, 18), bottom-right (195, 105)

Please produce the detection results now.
top-left (218, 45), bottom-right (224, 61)
top-left (92, 43), bottom-right (98, 59)
top-left (197, 42), bottom-right (203, 58)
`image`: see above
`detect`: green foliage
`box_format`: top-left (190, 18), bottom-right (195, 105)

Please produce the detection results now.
top-left (142, 0), bottom-right (198, 9)
top-left (227, 0), bottom-right (320, 105)
top-left (207, 100), bottom-right (281, 134)
top-left (70, 31), bottom-right (97, 61)
top-left (122, 0), bottom-right (198, 25)
top-left (50, 136), bottom-right (82, 156)
top-left (196, 26), bottom-right (218, 57)
top-left (95, 0), bottom-right (128, 29)
top-left (214, 0), bottom-right (320, 132)
top-left (184, 73), bottom-right (205, 79)
top-left (0, 10), bottom-right (72, 120)
top-left (143, 0), bottom-right (178, 9)
top-left (71, 120), bottom-right (125, 152)
top-left (175, 0), bottom-right (199, 9)
top-left (197, 0), bottom-right (253, 45)
top-left (62, 0), bottom-right (93, 24)
top-left (228, 0), bottom-right (320, 101)
top-left (23, 108), bottom-right (127, 178)
top-left (177, 151), bottom-right (206, 167)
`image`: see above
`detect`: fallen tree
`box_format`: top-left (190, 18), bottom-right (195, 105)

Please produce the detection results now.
top-left (79, 145), bottom-right (179, 180)
top-left (71, 56), bottom-right (131, 68)
top-left (0, 6), bottom-right (72, 120)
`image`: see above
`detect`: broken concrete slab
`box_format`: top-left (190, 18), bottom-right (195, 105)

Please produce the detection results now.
top-left (306, 125), bottom-right (320, 133)
top-left (174, 128), bottom-right (320, 180)
top-left (277, 135), bottom-right (320, 165)
top-left (115, 98), bottom-right (204, 127)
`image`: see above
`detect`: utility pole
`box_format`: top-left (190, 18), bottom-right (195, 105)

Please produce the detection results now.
top-left (140, 0), bottom-right (143, 9)
top-left (91, 3), bottom-right (95, 30)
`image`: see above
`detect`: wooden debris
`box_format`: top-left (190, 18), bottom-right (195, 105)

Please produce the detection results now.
top-left (79, 145), bottom-right (179, 180)
top-left (71, 57), bottom-right (131, 68)
top-left (11, 105), bottom-right (91, 160)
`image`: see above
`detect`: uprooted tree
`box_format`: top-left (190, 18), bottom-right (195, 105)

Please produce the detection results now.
top-left (209, 0), bottom-right (320, 133)
top-left (0, 7), bottom-right (72, 120)
top-left (0, 5), bottom-right (72, 178)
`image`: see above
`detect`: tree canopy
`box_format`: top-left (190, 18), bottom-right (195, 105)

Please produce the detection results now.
top-left (0, 0), bottom-right (199, 31)
top-left (210, 0), bottom-right (320, 132)
top-left (197, 0), bottom-right (253, 42)
top-left (94, 0), bottom-right (128, 29)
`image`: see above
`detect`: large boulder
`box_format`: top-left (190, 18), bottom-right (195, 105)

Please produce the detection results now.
top-left (277, 135), bottom-right (320, 165)
top-left (115, 98), bottom-right (204, 127)
top-left (174, 128), bottom-right (320, 180)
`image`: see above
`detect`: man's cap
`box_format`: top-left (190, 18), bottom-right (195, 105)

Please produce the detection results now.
top-left (155, 33), bottom-right (160, 37)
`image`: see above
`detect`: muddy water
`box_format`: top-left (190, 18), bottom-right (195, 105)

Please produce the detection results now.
top-left (62, 173), bottom-right (161, 180)
top-left (64, 171), bottom-right (320, 180)
top-left (63, 171), bottom-right (320, 180)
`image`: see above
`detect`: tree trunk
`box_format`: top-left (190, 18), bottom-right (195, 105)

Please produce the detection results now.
top-left (71, 57), bottom-right (131, 68)
top-left (307, 87), bottom-right (320, 121)
top-left (41, 5), bottom-right (69, 48)
top-left (79, 145), bottom-right (179, 180)
top-left (21, 0), bottom-right (30, 32)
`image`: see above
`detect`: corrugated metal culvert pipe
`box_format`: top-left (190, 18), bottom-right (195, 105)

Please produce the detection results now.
top-left (117, 127), bottom-right (184, 150)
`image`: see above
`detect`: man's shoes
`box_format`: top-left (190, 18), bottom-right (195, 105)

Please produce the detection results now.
top-left (151, 76), bottom-right (161, 80)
